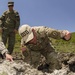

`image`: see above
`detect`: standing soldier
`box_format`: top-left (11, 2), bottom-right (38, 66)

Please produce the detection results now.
top-left (0, 1), bottom-right (20, 54)
top-left (18, 24), bottom-right (71, 73)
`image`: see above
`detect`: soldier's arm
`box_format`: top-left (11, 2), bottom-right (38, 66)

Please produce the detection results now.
top-left (15, 11), bottom-right (20, 30)
top-left (0, 12), bottom-right (5, 20)
top-left (0, 12), bottom-right (6, 28)
top-left (0, 41), bottom-right (8, 56)
top-left (38, 26), bottom-right (69, 39)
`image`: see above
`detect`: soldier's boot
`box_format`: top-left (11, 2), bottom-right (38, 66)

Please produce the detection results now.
top-left (48, 61), bottom-right (62, 73)
top-left (38, 63), bottom-right (49, 73)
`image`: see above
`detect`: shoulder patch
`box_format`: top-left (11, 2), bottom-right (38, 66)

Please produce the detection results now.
top-left (52, 31), bottom-right (57, 35)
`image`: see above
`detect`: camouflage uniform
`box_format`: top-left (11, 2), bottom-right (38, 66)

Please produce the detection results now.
top-left (0, 2), bottom-right (20, 54)
top-left (21, 26), bottom-right (63, 72)
top-left (0, 37), bottom-right (8, 57)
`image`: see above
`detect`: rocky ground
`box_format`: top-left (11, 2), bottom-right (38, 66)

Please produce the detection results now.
top-left (0, 52), bottom-right (75, 75)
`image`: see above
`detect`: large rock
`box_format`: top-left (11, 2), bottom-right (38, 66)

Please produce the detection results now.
top-left (0, 52), bottom-right (75, 75)
top-left (0, 60), bottom-right (47, 75)
top-left (0, 60), bottom-right (74, 75)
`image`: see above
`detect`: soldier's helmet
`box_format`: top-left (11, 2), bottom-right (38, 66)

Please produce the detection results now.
top-left (8, 1), bottom-right (14, 6)
top-left (18, 24), bottom-right (34, 44)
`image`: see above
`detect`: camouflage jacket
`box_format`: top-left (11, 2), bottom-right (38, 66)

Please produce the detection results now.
top-left (21, 26), bottom-right (65, 51)
top-left (0, 10), bottom-right (20, 30)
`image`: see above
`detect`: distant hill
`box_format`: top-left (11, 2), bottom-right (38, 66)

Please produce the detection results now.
top-left (14, 32), bottom-right (75, 53)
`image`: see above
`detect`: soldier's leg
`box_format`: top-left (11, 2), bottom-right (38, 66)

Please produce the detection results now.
top-left (2, 30), bottom-right (8, 45)
top-left (1, 30), bottom-right (8, 58)
top-left (8, 32), bottom-right (15, 54)
top-left (30, 51), bottom-right (41, 68)
top-left (46, 51), bottom-right (61, 72)
top-left (22, 49), bottom-right (31, 64)
top-left (42, 45), bottom-right (61, 73)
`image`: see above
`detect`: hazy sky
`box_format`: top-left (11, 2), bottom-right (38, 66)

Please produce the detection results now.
top-left (0, 0), bottom-right (75, 32)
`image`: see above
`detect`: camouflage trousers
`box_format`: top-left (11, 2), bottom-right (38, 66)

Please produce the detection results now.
top-left (23, 45), bottom-right (61, 73)
top-left (2, 29), bottom-right (15, 54)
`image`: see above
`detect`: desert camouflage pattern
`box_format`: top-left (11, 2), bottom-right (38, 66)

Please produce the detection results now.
top-left (22, 26), bottom-right (65, 72)
top-left (0, 36), bottom-right (8, 55)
